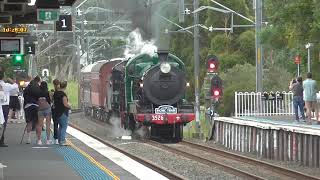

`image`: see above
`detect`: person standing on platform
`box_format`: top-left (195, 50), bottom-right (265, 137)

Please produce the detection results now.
top-left (37, 81), bottom-right (52, 145)
top-left (303, 72), bottom-right (319, 125)
top-left (53, 81), bottom-right (71, 146)
top-left (289, 77), bottom-right (305, 122)
top-left (8, 78), bottom-right (20, 121)
top-left (50, 79), bottom-right (60, 144)
top-left (23, 76), bottom-right (41, 144)
top-left (0, 70), bottom-right (19, 147)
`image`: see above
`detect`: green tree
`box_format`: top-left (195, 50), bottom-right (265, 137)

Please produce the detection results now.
top-left (218, 63), bottom-right (256, 116)
top-left (262, 0), bottom-right (320, 82)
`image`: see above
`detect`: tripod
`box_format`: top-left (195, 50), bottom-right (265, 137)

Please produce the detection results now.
top-left (20, 124), bottom-right (27, 144)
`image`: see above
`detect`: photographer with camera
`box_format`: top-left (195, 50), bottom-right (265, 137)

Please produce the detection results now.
top-left (289, 77), bottom-right (305, 122)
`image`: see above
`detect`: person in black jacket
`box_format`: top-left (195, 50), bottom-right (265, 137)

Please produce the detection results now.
top-left (36, 81), bottom-right (52, 145)
top-left (23, 76), bottom-right (41, 144)
top-left (53, 81), bottom-right (71, 146)
top-left (50, 79), bottom-right (60, 144)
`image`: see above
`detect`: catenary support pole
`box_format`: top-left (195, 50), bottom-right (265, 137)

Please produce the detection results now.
top-left (255, 0), bottom-right (263, 92)
top-left (193, 0), bottom-right (201, 131)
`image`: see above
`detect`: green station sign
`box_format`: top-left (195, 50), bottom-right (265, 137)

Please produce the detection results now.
top-left (37, 9), bottom-right (59, 21)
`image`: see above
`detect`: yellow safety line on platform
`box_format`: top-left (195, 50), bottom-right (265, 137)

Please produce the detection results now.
top-left (49, 127), bottom-right (120, 180)
top-left (66, 139), bottom-right (120, 180)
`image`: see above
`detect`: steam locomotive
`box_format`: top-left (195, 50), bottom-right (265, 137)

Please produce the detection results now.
top-left (80, 51), bottom-right (195, 141)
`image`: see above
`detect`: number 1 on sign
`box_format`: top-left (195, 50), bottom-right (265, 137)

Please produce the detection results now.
top-left (61, 19), bottom-right (67, 28)
top-left (28, 47), bottom-right (32, 53)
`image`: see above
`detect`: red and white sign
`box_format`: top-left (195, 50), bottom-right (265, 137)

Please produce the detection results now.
top-left (294, 56), bottom-right (301, 64)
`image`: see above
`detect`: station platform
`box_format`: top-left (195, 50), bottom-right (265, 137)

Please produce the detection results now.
top-left (213, 115), bottom-right (320, 168)
top-left (0, 122), bottom-right (167, 180)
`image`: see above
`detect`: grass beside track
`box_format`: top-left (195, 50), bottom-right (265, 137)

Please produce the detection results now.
top-left (48, 81), bottom-right (79, 109)
top-left (183, 107), bottom-right (212, 140)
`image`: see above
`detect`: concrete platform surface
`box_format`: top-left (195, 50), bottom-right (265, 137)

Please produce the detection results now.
top-left (0, 124), bottom-right (80, 180)
top-left (0, 122), bottom-right (139, 180)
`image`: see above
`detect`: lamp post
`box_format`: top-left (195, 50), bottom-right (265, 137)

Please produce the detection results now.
top-left (305, 43), bottom-right (313, 73)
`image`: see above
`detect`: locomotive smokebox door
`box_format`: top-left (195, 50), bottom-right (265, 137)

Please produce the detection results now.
top-left (143, 65), bottom-right (186, 105)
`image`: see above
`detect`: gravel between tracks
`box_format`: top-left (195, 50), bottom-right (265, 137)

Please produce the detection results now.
top-left (69, 113), bottom-right (242, 180)
top-left (169, 143), bottom-right (290, 180)
top-left (186, 138), bottom-right (320, 178)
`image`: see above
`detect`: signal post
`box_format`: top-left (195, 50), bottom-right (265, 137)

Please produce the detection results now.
top-left (204, 55), bottom-right (223, 141)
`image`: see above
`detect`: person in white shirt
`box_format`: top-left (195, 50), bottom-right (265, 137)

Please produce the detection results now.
top-left (0, 71), bottom-right (19, 147)
top-left (8, 78), bottom-right (20, 120)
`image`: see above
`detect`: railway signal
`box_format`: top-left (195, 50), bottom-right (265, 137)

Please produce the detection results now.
top-left (211, 75), bottom-right (223, 101)
top-left (207, 55), bottom-right (219, 73)
top-left (12, 54), bottom-right (24, 66)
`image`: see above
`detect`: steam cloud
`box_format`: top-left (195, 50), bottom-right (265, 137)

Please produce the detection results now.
top-left (109, 115), bottom-right (132, 138)
top-left (124, 28), bottom-right (157, 59)
top-left (109, 0), bottom-right (176, 48)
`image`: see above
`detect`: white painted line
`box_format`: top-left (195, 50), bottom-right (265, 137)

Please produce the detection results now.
top-left (67, 126), bottom-right (169, 180)
top-left (32, 147), bottom-right (51, 149)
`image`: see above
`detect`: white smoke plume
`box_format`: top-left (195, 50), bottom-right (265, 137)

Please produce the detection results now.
top-left (109, 115), bottom-right (132, 138)
top-left (124, 28), bottom-right (158, 59)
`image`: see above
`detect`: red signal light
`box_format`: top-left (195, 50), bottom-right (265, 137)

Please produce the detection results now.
top-left (209, 62), bottom-right (216, 69)
top-left (207, 55), bottom-right (219, 73)
top-left (207, 61), bottom-right (218, 73)
top-left (211, 76), bottom-right (223, 100)
top-left (213, 89), bottom-right (220, 96)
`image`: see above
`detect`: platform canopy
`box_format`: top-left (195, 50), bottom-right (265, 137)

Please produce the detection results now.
top-left (0, 0), bottom-right (77, 24)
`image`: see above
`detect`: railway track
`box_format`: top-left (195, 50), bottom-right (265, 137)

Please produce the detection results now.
top-left (180, 141), bottom-right (320, 180)
top-left (146, 140), bottom-right (320, 180)
top-left (146, 140), bottom-right (264, 180)
top-left (68, 122), bottom-right (185, 180)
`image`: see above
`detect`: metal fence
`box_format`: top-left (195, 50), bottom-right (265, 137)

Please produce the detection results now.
top-left (234, 91), bottom-right (294, 117)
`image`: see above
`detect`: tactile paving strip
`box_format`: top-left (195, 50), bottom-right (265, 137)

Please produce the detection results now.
top-left (39, 131), bottom-right (118, 180)
top-left (56, 146), bottom-right (115, 180)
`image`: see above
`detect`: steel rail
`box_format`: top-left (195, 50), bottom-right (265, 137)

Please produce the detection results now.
top-left (181, 140), bottom-right (320, 180)
top-left (68, 122), bottom-right (185, 180)
top-left (146, 140), bottom-right (265, 180)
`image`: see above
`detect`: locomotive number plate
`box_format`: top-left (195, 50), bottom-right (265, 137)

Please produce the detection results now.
top-left (152, 114), bottom-right (164, 121)
top-left (155, 105), bottom-right (177, 114)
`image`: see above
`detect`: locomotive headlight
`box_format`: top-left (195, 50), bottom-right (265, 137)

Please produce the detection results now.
top-left (160, 62), bottom-right (171, 74)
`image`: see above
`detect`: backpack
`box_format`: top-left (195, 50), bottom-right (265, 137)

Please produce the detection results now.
top-left (0, 85), bottom-right (7, 105)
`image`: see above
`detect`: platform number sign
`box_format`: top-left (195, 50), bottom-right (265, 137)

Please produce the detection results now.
top-left (25, 44), bottom-right (35, 54)
top-left (56, 15), bottom-right (72, 32)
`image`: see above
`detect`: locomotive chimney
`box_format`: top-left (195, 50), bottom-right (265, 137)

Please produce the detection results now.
top-left (157, 50), bottom-right (169, 62)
